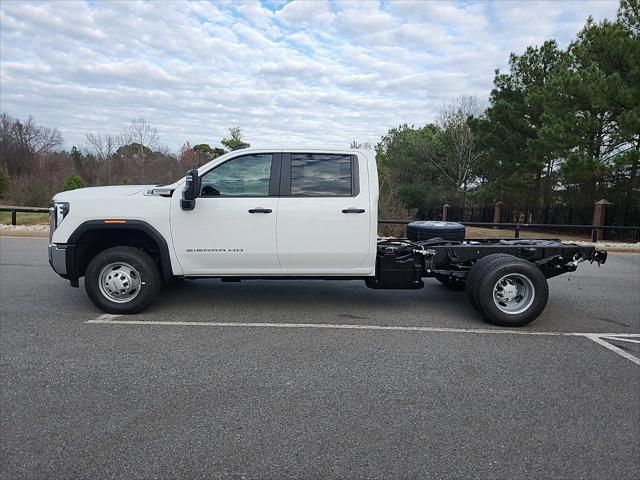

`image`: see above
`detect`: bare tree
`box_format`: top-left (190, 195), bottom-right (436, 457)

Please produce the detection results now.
top-left (0, 113), bottom-right (63, 175)
top-left (120, 118), bottom-right (160, 177)
top-left (414, 95), bottom-right (485, 206)
top-left (86, 132), bottom-right (117, 183)
top-left (123, 118), bottom-right (159, 151)
top-left (15, 116), bottom-right (63, 156)
top-left (0, 113), bottom-right (15, 168)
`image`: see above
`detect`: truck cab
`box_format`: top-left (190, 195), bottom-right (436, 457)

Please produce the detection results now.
top-left (50, 148), bottom-right (377, 279)
top-left (49, 147), bottom-right (605, 327)
top-left (173, 149), bottom-right (377, 276)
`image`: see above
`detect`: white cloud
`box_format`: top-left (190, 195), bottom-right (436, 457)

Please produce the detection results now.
top-left (0, 0), bottom-right (619, 151)
top-left (335, 3), bottom-right (396, 36)
top-left (275, 0), bottom-right (336, 29)
top-left (235, 0), bottom-right (274, 28)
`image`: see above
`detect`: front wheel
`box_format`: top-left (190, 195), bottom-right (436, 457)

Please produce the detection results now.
top-left (468, 254), bottom-right (549, 327)
top-left (85, 246), bottom-right (161, 314)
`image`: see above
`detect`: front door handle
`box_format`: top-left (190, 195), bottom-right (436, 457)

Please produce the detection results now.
top-left (248, 208), bottom-right (272, 214)
top-left (342, 208), bottom-right (365, 214)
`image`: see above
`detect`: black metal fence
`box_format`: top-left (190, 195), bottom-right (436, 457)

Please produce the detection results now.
top-left (415, 203), bottom-right (639, 242)
top-left (604, 206), bottom-right (640, 242)
top-left (0, 206), bottom-right (49, 226)
top-left (379, 218), bottom-right (640, 243)
top-left (420, 206), bottom-right (495, 223)
top-left (421, 205), bottom-right (598, 224)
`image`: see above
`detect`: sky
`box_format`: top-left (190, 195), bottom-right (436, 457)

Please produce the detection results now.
top-left (0, 0), bottom-right (620, 152)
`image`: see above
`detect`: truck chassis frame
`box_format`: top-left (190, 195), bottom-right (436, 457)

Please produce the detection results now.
top-left (367, 237), bottom-right (607, 290)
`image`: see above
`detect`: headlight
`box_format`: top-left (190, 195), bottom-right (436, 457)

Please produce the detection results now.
top-left (50, 201), bottom-right (70, 230)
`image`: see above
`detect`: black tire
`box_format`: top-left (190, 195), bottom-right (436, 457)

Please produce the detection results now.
top-left (406, 221), bottom-right (465, 242)
top-left (85, 246), bottom-right (161, 314)
top-left (465, 254), bottom-right (508, 309)
top-left (434, 274), bottom-right (466, 291)
top-left (468, 254), bottom-right (549, 327)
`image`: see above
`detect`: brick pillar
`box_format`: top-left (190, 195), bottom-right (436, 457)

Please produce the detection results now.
top-left (493, 202), bottom-right (504, 229)
top-left (591, 199), bottom-right (611, 242)
top-left (442, 203), bottom-right (450, 221)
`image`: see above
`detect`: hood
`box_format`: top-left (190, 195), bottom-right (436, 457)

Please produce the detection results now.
top-left (52, 185), bottom-right (151, 202)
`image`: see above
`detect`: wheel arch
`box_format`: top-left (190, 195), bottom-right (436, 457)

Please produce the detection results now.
top-left (67, 220), bottom-right (173, 281)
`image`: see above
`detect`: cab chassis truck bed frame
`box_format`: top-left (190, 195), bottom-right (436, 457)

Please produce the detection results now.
top-left (369, 238), bottom-right (607, 285)
top-left (364, 237), bottom-right (607, 326)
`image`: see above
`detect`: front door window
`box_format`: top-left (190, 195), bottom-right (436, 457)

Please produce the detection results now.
top-left (200, 154), bottom-right (272, 197)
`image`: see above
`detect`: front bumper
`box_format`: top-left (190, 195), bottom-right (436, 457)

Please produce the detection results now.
top-left (49, 243), bottom-right (68, 275)
top-left (48, 243), bottom-right (77, 280)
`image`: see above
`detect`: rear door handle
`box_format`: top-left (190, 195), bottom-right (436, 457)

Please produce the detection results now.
top-left (248, 208), bottom-right (272, 214)
top-left (342, 208), bottom-right (365, 214)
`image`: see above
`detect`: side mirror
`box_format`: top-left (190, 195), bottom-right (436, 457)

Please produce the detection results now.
top-left (180, 169), bottom-right (200, 210)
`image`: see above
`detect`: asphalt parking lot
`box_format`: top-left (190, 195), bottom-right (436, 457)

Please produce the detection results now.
top-left (1, 237), bottom-right (639, 479)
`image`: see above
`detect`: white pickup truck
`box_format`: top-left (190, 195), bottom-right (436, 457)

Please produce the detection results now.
top-left (49, 148), bottom-right (606, 326)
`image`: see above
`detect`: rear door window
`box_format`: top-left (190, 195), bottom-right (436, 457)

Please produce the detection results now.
top-left (290, 154), bottom-right (355, 196)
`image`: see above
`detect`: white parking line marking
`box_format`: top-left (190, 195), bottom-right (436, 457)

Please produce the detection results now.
top-left (585, 335), bottom-right (640, 366)
top-left (598, 335), bottom-right (640, 344)
top-left (91, 313), bottom-right (121, 322)
top-left (84, 317), bottom-right (637, 336)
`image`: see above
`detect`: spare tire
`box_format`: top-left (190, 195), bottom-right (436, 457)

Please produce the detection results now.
top-left (406, 221), bottom-right (465, 242)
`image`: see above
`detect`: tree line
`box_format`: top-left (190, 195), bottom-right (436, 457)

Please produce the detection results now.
top-left (0, 1), bottom-right (637, 214)
top-left (375, 0), bottom-right (639, 219)
top-left (0, 115), bottom-right (250, 206)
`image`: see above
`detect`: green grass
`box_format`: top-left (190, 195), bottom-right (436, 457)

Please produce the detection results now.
top-left (0, 211), bottom-right (49, 225)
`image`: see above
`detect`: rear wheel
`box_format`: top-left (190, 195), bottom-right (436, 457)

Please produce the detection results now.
top-left (467, 254), bottom-right (548, 327)
top-left (465, 254), bottom-right (507, 309)
top-left (85, 246), bottom-right (161, 314)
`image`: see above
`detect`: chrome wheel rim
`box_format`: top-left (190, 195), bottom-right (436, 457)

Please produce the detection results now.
top-left (98, 262), bottom-right (142, 303)
top-left (492, 273), bottom-right (535, 315)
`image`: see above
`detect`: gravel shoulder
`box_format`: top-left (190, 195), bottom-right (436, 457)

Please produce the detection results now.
top-left (0, 225), bottom-right (49, 237)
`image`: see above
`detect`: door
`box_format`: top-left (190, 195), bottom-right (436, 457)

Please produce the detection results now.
top-left (171, 153), bottom-right (281, 274)
top-left (276, 152), bottom-right (372, 273)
